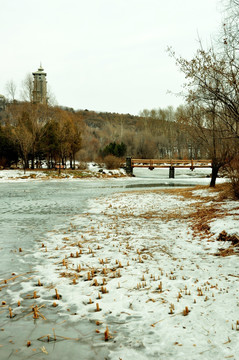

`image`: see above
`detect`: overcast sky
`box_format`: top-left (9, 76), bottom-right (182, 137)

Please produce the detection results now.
top-left (1, 0), bottom-right (222, 115)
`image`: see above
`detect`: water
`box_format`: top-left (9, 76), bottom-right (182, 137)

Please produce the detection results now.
top-left (0, 168), bottom-right (215, 359)
top-left (0, 181), bottom-right (118, 275)
top-left (1, 167), bottom-right (213, 273)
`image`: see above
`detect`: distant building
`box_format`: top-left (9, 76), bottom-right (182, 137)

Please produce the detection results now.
top-left (32, 64), bottom-right (47, 104)
top-left (0, 94), bottom-right (6, 111)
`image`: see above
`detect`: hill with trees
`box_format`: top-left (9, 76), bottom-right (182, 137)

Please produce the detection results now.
top-left (0, 102), bottom-right (205, 169)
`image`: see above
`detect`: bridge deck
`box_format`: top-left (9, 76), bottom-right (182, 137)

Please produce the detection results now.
top-left (131, 159), bottom-right (212, 169)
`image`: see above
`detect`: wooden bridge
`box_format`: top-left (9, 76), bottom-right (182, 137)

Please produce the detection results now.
top-left (125, 157), bottom-right (212, 178)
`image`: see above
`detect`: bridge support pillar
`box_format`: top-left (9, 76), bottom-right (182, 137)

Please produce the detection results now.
top-left (169, 166), bottom-right (175, 178)
top-left (126, 157), bottom-right (133, 175)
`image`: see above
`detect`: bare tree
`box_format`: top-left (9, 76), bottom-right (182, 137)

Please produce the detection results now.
top-left (5, 80), bottom-right (17, 101)
top-left (168, 0), bottom-right (239, 185)
top-left (47, 85), bottom-right (58, 106)
top-left (21, 73), bottom-right (33, 102)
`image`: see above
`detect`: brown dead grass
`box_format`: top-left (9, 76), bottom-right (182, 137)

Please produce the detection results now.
top-left (215, 244), bottom-right (239, 257)
top-left (118, 184), bottom-right (236, 239)
top-left (160, 183), bottom-right (236, 202)
top-left (189, 204), bottom-right (225, 237)
top-left (105, 183), bottom-right (238, 256)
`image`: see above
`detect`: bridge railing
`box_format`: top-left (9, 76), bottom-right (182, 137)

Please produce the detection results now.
top-left (131, 159), bottom-right (212, 168)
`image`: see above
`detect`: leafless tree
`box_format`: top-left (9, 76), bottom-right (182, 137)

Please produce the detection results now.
top-left (167, 0), bottom-right (239, 186)
top-left (21, 73), bottom-right (33, 102)
top-left (47, 85), bottom-right (58, 106)
top-left (5, 80), bottom-right (17, 101)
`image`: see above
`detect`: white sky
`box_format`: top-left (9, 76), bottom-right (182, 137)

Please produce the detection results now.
top-left (1, 0), bottom-right (222, 115)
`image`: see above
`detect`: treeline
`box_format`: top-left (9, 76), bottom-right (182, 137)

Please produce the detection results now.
top-left (0, 101), bottom-right (213, 171)
top-left (76, 105), bottom-right (208, 162)
top-left (0, 102), bottom-right (83, 170)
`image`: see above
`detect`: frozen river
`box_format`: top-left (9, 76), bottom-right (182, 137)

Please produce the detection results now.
top-left (0, 167), bottom-right (214, 274)
top-left (0, 168), bottom-right (217, 359)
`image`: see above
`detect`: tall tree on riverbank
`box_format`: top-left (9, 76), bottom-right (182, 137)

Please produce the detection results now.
top-left (41, 108), bottom-right (82, 170)
top-left (168, 0), bottom-right (239, 186)
top-left (0, 124), bottom-right (18, 167)
top-left (12, 110), bottom-right (34, 172)
top-left (6, 102), bottom-right (51, 169)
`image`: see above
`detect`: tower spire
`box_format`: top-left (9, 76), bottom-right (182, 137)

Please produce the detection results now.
top-left (39, 62), bottom-right (44, 71)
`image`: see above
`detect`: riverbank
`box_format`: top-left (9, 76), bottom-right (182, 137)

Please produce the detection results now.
top-left (23, 187), bottom-right (239, 360)
top-left (1, 183), bottom-right (236, 359)
top-left (0, 166), bottom-right (127, 181)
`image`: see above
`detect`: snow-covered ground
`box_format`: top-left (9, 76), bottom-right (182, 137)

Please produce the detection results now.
top-left (0, 166), bottom-right (227, 188)
top-left (24, 185), bottom-right (239, 359)
top-left (0, 164), bottom-right (126, 182)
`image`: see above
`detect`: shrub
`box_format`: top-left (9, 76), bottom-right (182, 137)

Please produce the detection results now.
top-left (104, 155), bottom-right (122, 170)
top-left (102, 142), bottom-right (127, 158)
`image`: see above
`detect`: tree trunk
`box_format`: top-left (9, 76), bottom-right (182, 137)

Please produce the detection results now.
top-left (58, 157), bottom-right (61, 175)
top-left (23, 156), bottom-right (28, 174)
top-left (31, 153), bottom-right (35, 169)
top-left (210, 165), bottom-right (219, 187)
